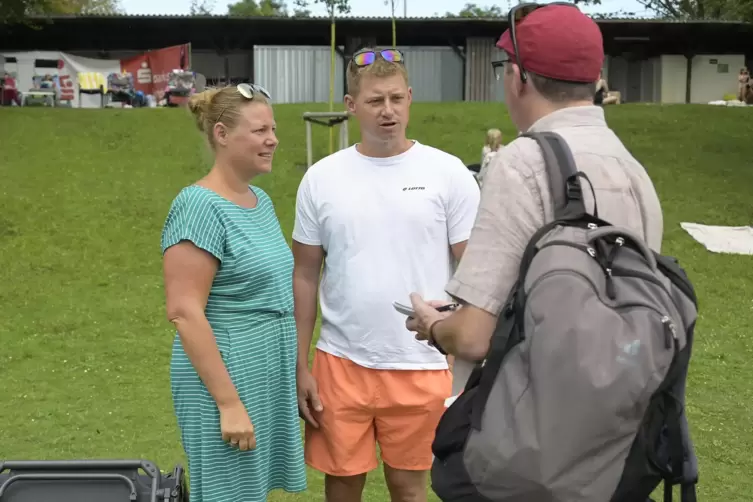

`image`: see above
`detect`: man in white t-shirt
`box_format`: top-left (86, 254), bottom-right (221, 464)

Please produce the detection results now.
top-left (292, 47), bottom-right (480, 502)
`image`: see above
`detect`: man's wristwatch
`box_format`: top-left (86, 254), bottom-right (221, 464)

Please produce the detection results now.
top-left (427, 320), bottom-right (447, 355)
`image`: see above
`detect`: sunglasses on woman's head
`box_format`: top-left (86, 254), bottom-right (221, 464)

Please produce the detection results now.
top-left (352, 48), bottom-right (405, 67)
top-left (216, 83), bottom-right (272, 124)
top-left (237, 83), bottom-right (271, 100)
top-left (507, 2), bottom-right (579, 83)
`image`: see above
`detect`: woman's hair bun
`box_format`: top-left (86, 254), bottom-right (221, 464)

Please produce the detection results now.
top-left (187, 88), bottom-right (222, 132)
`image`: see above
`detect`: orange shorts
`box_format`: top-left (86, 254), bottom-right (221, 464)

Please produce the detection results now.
top-left (304, 349), bottom-right (452, 477)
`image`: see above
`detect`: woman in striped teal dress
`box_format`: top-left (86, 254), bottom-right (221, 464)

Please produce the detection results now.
top-left (160, 84), bottom-right (306, 502)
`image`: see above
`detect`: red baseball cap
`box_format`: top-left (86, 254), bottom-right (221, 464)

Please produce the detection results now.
top-left (496, 4), bottom-right (604, 83)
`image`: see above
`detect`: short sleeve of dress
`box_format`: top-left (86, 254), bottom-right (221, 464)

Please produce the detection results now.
top-left (161, 188), bottom-right (226, 262)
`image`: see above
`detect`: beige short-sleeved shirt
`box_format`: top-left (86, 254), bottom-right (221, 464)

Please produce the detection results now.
top-left (446, 105), bottom-right (663, 316)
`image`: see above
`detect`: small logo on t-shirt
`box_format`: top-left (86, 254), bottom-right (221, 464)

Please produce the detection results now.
top-left (403, 186), bottom-right (425, 191)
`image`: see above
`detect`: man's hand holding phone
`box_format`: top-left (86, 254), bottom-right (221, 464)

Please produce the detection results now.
top-left (397, 296), bottom-right (458, 354)
top-left (393, 300), bottom-right (458, 318)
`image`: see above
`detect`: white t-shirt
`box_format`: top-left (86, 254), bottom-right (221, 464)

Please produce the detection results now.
top-left (292, 141), bottom-right (480, 370)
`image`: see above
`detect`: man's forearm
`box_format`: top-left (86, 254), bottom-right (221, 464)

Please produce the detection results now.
top-left (433, 306), bottom-right (496, 361)
top-left (293, 272), bottom-right (319, 371)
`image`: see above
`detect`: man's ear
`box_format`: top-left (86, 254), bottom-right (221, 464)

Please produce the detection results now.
top-left (510, 63), bottom-right (526, 99)
top-left (344, 94), bottom-right (356, 114)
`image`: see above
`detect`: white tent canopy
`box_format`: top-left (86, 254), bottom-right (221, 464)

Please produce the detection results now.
top-left (2, 51), bottom-right (120, 108)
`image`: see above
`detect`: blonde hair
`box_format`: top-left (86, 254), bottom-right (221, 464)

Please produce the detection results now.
top-left (187, 86), bottom-right (269, 147)
top-left (346, 49), bottom-right (409, 96)
top-left (485, 128), bottom-right (503, 151)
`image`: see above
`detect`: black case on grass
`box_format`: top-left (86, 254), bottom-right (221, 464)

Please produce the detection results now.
top-left (0, 459), bottom-right (187, 502)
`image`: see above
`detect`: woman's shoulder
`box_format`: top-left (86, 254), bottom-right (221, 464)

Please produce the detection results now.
top-left (167, 184), bottom-right (227, 220)
top-left (169, 184), bottom-right (273, 215)
top-left (173, 183), bottom-right (215, 202)
top-left (161, 185), bottom-right (228, 257)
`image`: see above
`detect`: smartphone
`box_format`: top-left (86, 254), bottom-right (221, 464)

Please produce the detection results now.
top-left (393, 301), bottom-right (416, 317)
top-left (393, 301), bottom-right (459, 317)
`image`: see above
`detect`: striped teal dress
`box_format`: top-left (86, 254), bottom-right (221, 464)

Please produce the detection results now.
top-left (161, 185), bottom-right (306, 502)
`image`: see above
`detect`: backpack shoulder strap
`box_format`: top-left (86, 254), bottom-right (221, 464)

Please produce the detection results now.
top-left (520, 131), bottom-right (595, 220)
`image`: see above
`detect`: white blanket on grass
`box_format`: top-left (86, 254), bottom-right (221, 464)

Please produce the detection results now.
top-left (680, 222), bottom-right (753, 255)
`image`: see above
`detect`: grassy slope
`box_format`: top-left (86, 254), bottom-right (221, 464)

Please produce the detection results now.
top-left (0, 103), bottom-right (751, 501)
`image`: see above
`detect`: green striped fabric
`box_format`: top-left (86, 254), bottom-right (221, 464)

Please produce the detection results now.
top-left (161, 185), bottom-right (306, 502)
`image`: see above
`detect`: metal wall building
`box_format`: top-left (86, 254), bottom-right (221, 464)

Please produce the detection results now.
top-left (464, 38), bottom-right (506, 102)
top-left (66, 37), bottom-right (749, 106)
top-left (253, 46), bottom-right (345, 104)
top-left (5, 15), bottom-right (752, 106)
top-left (68, 46), bottom-right (470, 104)
top-left (252, 45), bottom-right (465, 104)
top-left (82, 45), bottom-right (493, 104)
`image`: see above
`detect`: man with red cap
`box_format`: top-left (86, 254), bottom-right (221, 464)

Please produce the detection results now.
top-left (406, 3), bottom-right (664, 397)
top-left (403, 5), bottom-right (671, 501)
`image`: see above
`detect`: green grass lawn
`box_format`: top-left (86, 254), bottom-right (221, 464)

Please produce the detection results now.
top-left (1, 102), bottom-right (752, 501)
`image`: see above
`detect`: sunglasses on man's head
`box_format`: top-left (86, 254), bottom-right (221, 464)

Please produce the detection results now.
top-left (507, 2), bottom-right (579, 83)
top-left (352, 48), bottom-right (405, 67)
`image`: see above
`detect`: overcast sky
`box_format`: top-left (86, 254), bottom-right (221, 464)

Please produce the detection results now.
top-left (118, 0), bottom-right (653, 18)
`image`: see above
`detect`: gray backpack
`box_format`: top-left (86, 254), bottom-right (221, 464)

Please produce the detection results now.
top-left (431, 132), bottom-right (699, 502)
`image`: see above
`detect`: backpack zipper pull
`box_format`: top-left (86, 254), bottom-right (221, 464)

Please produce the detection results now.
top-left (605, 268), bottom-right (616, 299)
top-left (661, 316), bottom-right (677, 349)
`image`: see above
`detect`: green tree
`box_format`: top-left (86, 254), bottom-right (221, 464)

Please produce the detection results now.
top-left (1, 0), bottom-right (46, 23)
top-left (447, 2), bottom-right (505, 17)
top-left (227, 0), bottom-right (287, 16)
top-left (45, 0), bottom-right (119, 13)
top-left (1, 0), bottom-right (120, 23)
top-left (575, 0), bottom-right (753, 21)
top-left (293, 0), bottom-right (350, 17)
top-left (190, 0), bottom-right (214, 15)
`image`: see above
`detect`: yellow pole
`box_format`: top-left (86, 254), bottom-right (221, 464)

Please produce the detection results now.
top-left (391, 0), bottom-right (396, 46)
top-left (329, 10), bottom-right (336, 154)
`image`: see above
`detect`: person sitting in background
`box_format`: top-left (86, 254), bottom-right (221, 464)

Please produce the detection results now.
top-left (738, 67), bottom-right (750, 102)
top-left (478, 128), bottom-right (503, 186)
top-left (595, 71), bottom-right (620, 105)
top-left (737, 67), bottom-right (748, 98)
top-left (40, 74), bottom-right (55, 89)
top-left (1, 72), bottom-right (21, 106)
top-left (481, 128), bottom-right (503, 164)
top-left (160, 83), bottom-right (306, 502)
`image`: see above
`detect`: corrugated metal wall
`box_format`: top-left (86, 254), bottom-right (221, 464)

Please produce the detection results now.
top-left (192, 51), bottom-right (251, 84)
top-left (252, 45), bottom-right (463, 104)
top-left (607, 56), bottom-right (661, 103)
top-left (253, 46), bottom-right (345, 104)
top-left (396, 46), bottom-right (464, 102)
top-left (492, 47), bottom-right (507, 102)
top-left (465, 38), bottom-right (504, 102)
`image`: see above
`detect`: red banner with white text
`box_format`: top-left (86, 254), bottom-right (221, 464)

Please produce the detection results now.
top-left (120, 43), bottom-right (191, 97)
